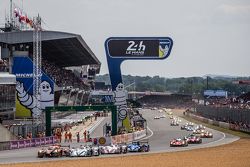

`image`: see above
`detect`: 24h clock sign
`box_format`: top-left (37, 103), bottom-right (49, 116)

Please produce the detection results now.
top-left (105, 37), bottom-right (173, 132)
top-left (105, 37), bottom-right (173, 90)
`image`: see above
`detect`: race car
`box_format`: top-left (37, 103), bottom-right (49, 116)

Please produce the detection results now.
top-left (68, 145), bottom-right (94, 157)
top-left (160, 115), bottom-right (166, 118)
top-left (197, 124), bottom-right (206, 130)
top-left (200, 131), bottom-right (213, 138)
top-left (193, 129), bottom-right (206, 134)
top-left (166, 111), bottom-right (173, 115)
top-left (174, 117), bottom-right (182, 123)
top-left (170, 138), bottom-right (188, 147)
top-left (127, 140), bottom-right (150, 152)
top-left (99, 144), bottom-right (127, 154)
top-left (184, 134), bottom-right (202, 144)
top-left (91, 145), bottom-right (100, 156)
top-left (154, 116), bottom-right (160, 119)
top-left (170, 120), bottom-right (179, 126)
top-left (37, 144), bottom-right (70, 158)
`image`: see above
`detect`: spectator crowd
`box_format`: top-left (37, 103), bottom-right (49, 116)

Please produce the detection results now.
top-left (42, 59), bottom-right (87, 88)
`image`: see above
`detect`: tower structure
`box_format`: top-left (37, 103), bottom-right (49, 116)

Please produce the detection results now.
top-left (32, 15), bottom-right (42, 121)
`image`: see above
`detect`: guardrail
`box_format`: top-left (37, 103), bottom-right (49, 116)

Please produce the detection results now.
top-left (0, 136), bottom-right (57, 151)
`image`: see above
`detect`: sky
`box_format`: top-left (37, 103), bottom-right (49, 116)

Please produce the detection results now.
top-left (1, 0), bottom-right (250, 78)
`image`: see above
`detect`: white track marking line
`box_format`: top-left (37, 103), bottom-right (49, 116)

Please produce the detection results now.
top-left (139, 126), bottom-right (154, 140)
top-left (88, 117), bottom-right (105, 134)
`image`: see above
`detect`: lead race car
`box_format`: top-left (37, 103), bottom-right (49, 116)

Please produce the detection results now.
top-left (99, 144), bottom-right (127, 154)
top-left (127, 140), bottom-right (150, 152)
top-left (170, 138), bottom-right (188, 147)
top-left (37, 144), bottom-right (70, 158)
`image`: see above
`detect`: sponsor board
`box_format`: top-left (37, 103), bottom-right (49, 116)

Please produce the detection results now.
top-left (12, 56), bottom-right (54, 118)
top-left (106, 37), bottom-right (173, 59)
top-left (10, 141), bottom-right (18, 149)
top-left (133, 130), bottom-right (147, 140)
top-left (105, 37), bottom-right (173, 134)
top-left (93, 136), bottom-right (111, 146)
top-left (9, 137), bottom-right (56, 150)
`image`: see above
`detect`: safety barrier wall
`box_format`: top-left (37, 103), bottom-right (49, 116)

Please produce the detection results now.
top-left (133, 129), bottom-right (147, 140)
top-left (195, 105), bottom-right (250, 124)
top-left (186, 112), bottom-right (250, 133)
top-left (219, 121), bottom-right (230, 129)
top-left (111, 129), bottom-right (147, 144)
top-left (0, 136), bottom-right (56, 151)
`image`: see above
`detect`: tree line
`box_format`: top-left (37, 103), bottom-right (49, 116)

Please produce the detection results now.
top-left (96, 74), bottom-right (250, 96)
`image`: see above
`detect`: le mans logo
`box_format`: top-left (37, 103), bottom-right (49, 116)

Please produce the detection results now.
top-left (126, 41), bottom-right (146, 56)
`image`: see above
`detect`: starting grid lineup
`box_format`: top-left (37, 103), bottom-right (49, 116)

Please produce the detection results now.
top-left (1, 129), bottom-right (147, 151)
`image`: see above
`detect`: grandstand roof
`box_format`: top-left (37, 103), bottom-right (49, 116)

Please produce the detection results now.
top-left (0, 31), bottom-right (101, 69)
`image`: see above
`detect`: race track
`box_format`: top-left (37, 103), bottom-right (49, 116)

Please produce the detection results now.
top-left (0, 109), bottom-right (239, 164)
top-left (140, 109), bottom-right (239, 153)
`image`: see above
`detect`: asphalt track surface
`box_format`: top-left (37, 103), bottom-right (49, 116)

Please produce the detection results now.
top-left (0, 109), bottom-right (239, 164)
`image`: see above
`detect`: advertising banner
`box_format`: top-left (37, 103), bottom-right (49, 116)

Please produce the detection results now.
top-left (10, 141), bottom-right (18, 149)
top-left (24, 139), bottom-right (31, 147)
top-left (133, 130), bottom-right (147, 140)
top-left (35, 138), bottom-right (41, 146)
top-left (105, 37), bottom-right (173, 133)
top-left (40, 138), bottom-right (45, 145)
top-left (18, 140), bottom-right (25, 148)
top-left (45, 137), bottom-right (50, 144)
top-left (12, 56), bottom-right (54, 118)
top-left (94, 136), bottom-right (111, 146)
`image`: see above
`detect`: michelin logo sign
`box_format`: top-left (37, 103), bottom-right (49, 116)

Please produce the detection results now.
top-left (12, 56), bottom-right (54, 118)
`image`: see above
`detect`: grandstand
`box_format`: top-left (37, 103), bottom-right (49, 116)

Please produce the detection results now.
top-left (0, 30), bottom-right (101, 119)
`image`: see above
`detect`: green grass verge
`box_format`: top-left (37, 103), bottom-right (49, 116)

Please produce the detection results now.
top-left (180, 115), bottom-right (250, 138)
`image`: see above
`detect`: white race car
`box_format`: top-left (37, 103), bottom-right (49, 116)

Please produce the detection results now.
top-left (154, 116), bottom-right (160, 119)
top-left (68, 145), bottom-right (92, 157)
top-left (99, 144), bottom-right (127, 154)
top-left (68, 145), bottom-right (100, 157)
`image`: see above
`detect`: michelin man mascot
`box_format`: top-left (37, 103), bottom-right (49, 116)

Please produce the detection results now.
top-left (16, 80), bottom-right (54, 118)
top-left (113, 83), bottom-right (129, 129)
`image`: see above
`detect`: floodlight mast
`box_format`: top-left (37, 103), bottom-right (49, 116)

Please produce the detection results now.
top-left (33, 15), bottom-right (42, 123)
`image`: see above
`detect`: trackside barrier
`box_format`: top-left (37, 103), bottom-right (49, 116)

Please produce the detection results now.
top-left (111, 129), bottom-right (147, 144)
top-left (0, 142), bottom-right (10, 151)
top-left (208, 119), bottom-right (213, 125)
top-left (7, 136), bottom-right (56, 150)
top-left (133, 129), bottom-right (147, 140)
top-left (219, 122), bottom-right (229, 129)
top-left (186, 113), bottom-right (250, 133)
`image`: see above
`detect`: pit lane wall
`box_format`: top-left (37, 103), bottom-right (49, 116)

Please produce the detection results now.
top-left (0, 136), bottom-right (56, 151)
top-left (185, 112), bottom-right (250, 133)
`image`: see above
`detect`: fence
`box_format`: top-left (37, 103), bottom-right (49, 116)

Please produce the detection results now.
top-left (8, 123), bottom-right (45, 139)
top-left (0, 136), bottom-right (56, 151)
top-left (195, 105), bottom-right (250, 124)
top-left (186, 112), bottom-right (250, 133)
